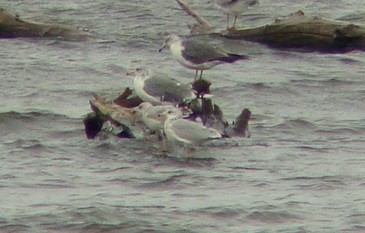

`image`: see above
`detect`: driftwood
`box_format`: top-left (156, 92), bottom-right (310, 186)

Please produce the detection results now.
top-left (176, 0), bottom-right (365, 52)
top-left (84, 80), bottom-right (251, 140)
top-left (0, 8), bottom-right (94, 40)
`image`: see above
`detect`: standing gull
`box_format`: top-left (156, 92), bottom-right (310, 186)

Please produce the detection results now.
top-left (211, 0), bottom-right (259, 29)
top-left (159, 34), bottom-right (247, 80)
top-left (128, 68), bottom-right (196, 105)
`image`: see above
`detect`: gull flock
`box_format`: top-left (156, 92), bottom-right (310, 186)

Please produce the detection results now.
top-left (85, 1), bottom-right (255, 156)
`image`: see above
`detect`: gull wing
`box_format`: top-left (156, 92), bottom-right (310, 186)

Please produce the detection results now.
top-left (181, 39), bottom-right (229, 64)
top-left (170, 119), bottom-right (222, 144)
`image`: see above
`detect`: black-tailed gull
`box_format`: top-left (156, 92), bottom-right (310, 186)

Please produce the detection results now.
top-left (163, 111), bottom-right (223, 147)
top-left (159, 34), bottom-right (247, 80)
top-left (129, 68), bottom-right (196, 105)
top-left (211, 0), bottom-right (259, 29)
top-left (137, 102), bottom-right (183, 136)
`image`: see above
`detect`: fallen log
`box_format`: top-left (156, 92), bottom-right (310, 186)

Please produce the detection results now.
top-left (0, 8), bottom-right (94, 40)
top-left (84, 80), bottom-right (251, 141)
top-left (175, 0), bottom-right (365, 52)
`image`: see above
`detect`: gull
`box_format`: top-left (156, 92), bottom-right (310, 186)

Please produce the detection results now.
top-left (211, 0), bottom-right (259, 29)
top-left (128, 68), bottom-right (196, 105)
top-left (137, 102), bottom-right (183, 136)
top-left (163, 111), bottom-right (223, 148)
top-left (159, 34), bottom-right (247, 80)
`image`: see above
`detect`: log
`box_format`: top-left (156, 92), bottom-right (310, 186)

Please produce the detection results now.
top-left (84, 80), bottom-right (251, 140)
top-left (88, 94), bottom-right (145, 139)
top-left (175, 0), bottom-right (212, 33)
top-left (221, 11), bottom-right (365, 52)
top-left (175, 1), bottom-right (365, 52)
top-left (0, 8), bottom-right (94, 40)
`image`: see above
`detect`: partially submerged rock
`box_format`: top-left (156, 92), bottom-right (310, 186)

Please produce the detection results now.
top-left (175, 0), bottom-right (365, 52)
top-left (220, 10), bottom-right (365, 52)
top-left (0, 8), bottom-right (94, 40)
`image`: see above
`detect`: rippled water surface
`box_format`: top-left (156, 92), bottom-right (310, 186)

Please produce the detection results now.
top-left (1, 0), bottom-right (364, 232)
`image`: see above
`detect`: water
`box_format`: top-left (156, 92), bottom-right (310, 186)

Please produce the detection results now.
top-left (1, 0), bottom-right (364, 232)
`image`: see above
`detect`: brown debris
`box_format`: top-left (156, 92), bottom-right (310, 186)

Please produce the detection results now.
top-left (113, 87), bottom-right (143, 108)
top-left (0, 9), bottom-right (94, 40)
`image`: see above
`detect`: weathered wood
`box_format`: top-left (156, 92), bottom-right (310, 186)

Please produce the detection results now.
top-left (220, 11), bottom-right (365, 52)
top-left (113, 87), bottom-right (144, 108)
top-left (175, 1), bottom-right (365, 52)
top-left (176, 0), bottom-right (211, 29)
top-left (85, 80), bottom-right (251, 140)
top-left (88, 94), bottom-right (145, 139)
top-left (0, 8), bottom-right (94, 40)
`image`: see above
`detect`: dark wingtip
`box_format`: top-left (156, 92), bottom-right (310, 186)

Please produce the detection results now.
top-left (219, 54), bottom-right (249, 63)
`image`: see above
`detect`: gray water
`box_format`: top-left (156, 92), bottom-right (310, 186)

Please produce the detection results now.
top-left (1, 0), bottom-right (364, 232)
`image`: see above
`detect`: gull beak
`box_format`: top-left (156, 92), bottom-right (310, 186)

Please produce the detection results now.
top-left (126, 71), bottom-right (135, 76)
top-left (126, 67), bottom-right (145, 76)
top-left (158, 43), bottom-right (166, 52)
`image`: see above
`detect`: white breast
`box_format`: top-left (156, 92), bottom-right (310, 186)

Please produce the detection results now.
top-left (133, 75), bottom-right (160, 104)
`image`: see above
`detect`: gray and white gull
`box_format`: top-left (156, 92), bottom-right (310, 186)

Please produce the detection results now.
top-left (159, 34), bottom-right (247, 80)
top-left (211, 0), bottom-right (259, 29)
top-left (129, 68), bottom-right (196, 105)
top-left (163, 111), bottom-right (223, 147)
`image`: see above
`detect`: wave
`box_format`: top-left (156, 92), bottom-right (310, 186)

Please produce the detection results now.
top-left (0, 110), bottom-right (83, 132)
top-left (136, 174), bottom-right (187, 190)
top-left (0, 111), bottom-right (85, 146)
top-left (314, 119), bottom-right (365, 136)
top-left (281, 175), bottom-right (346, 190)
top-left (0, 110), bottom-right (79, 121)
top-left (0, 224), bottom-right (30, 233)
top-left (231, 82), bottom-right (300, 96)
top-left (270, 118), bottom-right (317, 132)
top-left (290, 77), bottom-right (359, 87)
top-left (245, 210), bottom-right (300, 223)
top-left (1, 208), bottom-right (158, 233)
top-left (189, 206), bottom-right (245, 220)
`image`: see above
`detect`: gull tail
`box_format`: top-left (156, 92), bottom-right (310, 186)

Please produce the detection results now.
top-left (218, 54), bottom-right (248, 63)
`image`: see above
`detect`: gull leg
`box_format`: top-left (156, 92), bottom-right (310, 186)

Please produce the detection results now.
top-left (195, 70), bottom-right (199, 81)
top-left (199, 70), bottom-right (204, 80)
top-left (160, 133), bottom-right (169, 153)
top-left (226, 14), bottom-right (230, 29)
top-left (233, 15), bottom-right (238, 29)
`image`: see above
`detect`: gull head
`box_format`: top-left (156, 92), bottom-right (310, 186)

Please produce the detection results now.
top-left (158, 34), bottom-right (181, 52)
top-left (126, 67), bottom-right (150, 79)
top-left (137, 102), bottom-right (153, 114)
top-left (163, 108), bottom-right (183, 119)
top-left (164, 109), bottom-right (183, 123)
